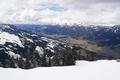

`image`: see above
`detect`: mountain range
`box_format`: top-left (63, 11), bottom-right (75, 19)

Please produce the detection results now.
top-left (0, 24), bottom-right (120, 69)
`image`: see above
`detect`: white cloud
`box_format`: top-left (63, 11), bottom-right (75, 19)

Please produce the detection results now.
top-left (0, 0), bottom-right (120, 25)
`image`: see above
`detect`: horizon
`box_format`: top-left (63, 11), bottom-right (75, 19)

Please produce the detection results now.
top-left (1, 21), bottom-right (120, 26)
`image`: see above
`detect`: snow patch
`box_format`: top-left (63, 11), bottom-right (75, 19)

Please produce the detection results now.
top-left (26, 38), bottom-right (33, 43)
top-left (35, 46), bottom-right (44, 55)
top-left (0, 31), bottom-right (24, 47)
top-left (47, 41), bottom-right (56, 49)
top-left (8, 51), bottom-right (20, 59)
top-left (41, 37), bottom-right (49, 42)
top-left (46, 47), bottom-right (55, 53)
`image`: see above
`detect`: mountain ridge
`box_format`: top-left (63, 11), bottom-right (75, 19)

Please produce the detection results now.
top-left (0, 24), bottom-right (120, 69)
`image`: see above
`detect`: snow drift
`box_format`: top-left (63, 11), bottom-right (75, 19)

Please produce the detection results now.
top-left (0, 60), bottom-right (120, 80)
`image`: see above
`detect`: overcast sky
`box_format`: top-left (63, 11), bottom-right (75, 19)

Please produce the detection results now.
top-left (0, 0), bottom-right (120, 25)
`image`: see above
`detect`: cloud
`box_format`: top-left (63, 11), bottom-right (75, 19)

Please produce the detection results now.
top-left (64, 0), bottom-right (120, 4)
top-left (0, 0), bottom-right (120, 25)
top-left (34, 3), bottom-right (66, 11)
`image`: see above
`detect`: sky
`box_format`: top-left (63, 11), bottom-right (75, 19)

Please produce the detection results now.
top-left (0, 0), bottom-right (120, 25)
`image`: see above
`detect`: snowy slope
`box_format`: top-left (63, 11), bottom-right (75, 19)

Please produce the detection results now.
top-left (0, 60), bottom-right (120, 80)
top-left (0, 31), bottom-right (23, 47)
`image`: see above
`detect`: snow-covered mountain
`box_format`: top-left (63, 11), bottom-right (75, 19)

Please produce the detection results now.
top-left (0, 24), bottom-right (120, 69)
top-left (0, 24), bottom-right (77, 69)
top-left (14, 24), bottom-right (120, 44)
top-left (14, 24), bottom-right (120, 51)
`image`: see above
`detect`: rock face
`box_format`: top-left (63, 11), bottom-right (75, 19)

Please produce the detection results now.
top-left (0, 24), bottom-right (119, 69)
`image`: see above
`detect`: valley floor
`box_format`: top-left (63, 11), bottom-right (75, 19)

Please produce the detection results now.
top-left (0, 60), bottom-right (120, 80)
